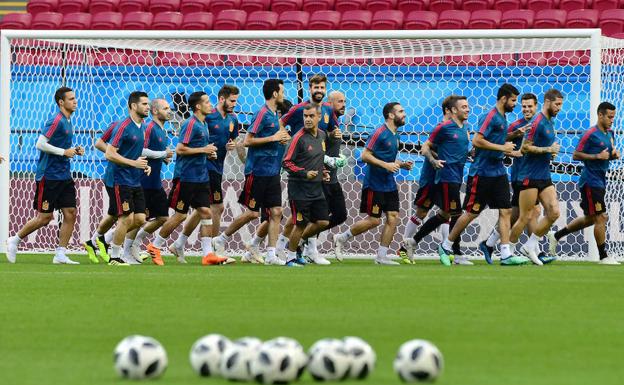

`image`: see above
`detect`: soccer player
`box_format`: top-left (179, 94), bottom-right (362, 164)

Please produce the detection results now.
top-left (509, 89), bottom-right (564, 265)
top-left (334, 102), bottom-right (413, 265)
top-left (282, 104), bottom-right (330, 266)
top-left (547, 102), bottom-right (620, 264)
top-left (145, 92), bottom-right (229, 265)
top-left (6, 87), bottom-right (84, 264)
top-left (212, 79), bottom-right (290, 265)
top-left (439, 84), bottom-right (529, 266)
top-left (104, 91), bottom-right (152, 266)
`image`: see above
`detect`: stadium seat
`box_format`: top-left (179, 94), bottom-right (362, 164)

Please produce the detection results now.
top-left (90, 0), bottom-right (120, 14)
top-left (240, 0), bottom-right (271, 13)
top-left (181, 11), bottom-right (214, 29)
top-left (340, 10), bottom-right (372, 29)
top-left (118, 0), bottom-right (149, 14)
top-left (612, 32), bottom-right (624, 39)
top-left (213, 9), bottom-right (247, 29)
top-left (122, 11), bottom-right (154, 29)
top-left (91, 11), bottom-right (124, 28)
top-left (210, 0), bottom-right (242, 15)
top-left (58, 0), bottom-right (89, 14)
top-left (428, 0), bottom-right (458, 13)
top-left (272, 0), bottom-right (303, 13)
top-left (371, 10), bottom-right (404, 29)
top-left (546, 50), bottom-right (588, 65)
top-left (278, 10), bottom-right (309, 29)
top-left (150, 0), bottom-right (181, 13)
top-left (27, 0), bottom-right (59, 15)
top-left (61, 12), bottom-right (92, 29)
top-left (599, 9), bottom-right (624, 36)
top-left (533, 9), bottom-right (567, 28)
top-left (404, 10), bottom-right (437, 29)
top-left (461, 0), bottom-right (494, 11)
top-left (246, 10), bottom-right (279, 29)
top-left (558, 0), bottom-right (588, 11)
top-left (500, 9), bottom-right (534, 28)
top-left (566, 9), bottom-right (599, 27)
top-left (592, 0), bottom-right (621, 11)
top-left (31, 11), bottom-right (63, 29)
top-left (302, 0), bottom-right (336, 12)
top-left (526, 0), bottom-right (557, 11)
top-left (493, 0), bottom-right (526, 12)
top-left (373, 56), bottom-right (442, 66)
top-left (480, 53), bottom-right (515, 66)
top-left (94, 49), bottom-right (154, 65)
top-left (365, 0), bottom-right (398, 12)
top-left (157, 52), bottom-right (223, 66)
top-left (0, 13), bottom-right (33, 29)
top-left (396, 0), bottom-right (429, 12)
top-left (335, 0), bottom-right (367, 12)
top-left (469, 9), bottom-right (502, 28)
top-left (308, 10), bottom-right (341, 29)
top-left (180, 0), bottom-right (209, 13)
top-left (151, 11), bottom-right (184, 29)
top-left (437, 10), bottom-right (470, 29)
top-left (516, 52), bottom-right (548, 65)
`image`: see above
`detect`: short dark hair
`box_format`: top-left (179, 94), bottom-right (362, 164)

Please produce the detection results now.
top-left (521, 93), bottom-right (538, 103)
top-left (309, 74), bottom-right (327, 86)
top-left (54, 87), bottom-right (73, 106)
top-left (441, 95), bottom-right (455, 115)
top-left (597, 101), bottom-right (616, 115)
top-left (383, 102), bottom-right (401, 119)
top-left (277, 99), bottom-right (293, 117)
top-left (188, 91), bottom-right (207, 112)
top-left (497, 83), bottom-right (520, 100)
top-left (544, 89), bottom-right (564, 102)
top-left (449, 95), bottom-right (467, 110)
top-left (128, 91), bottom-right (148, 109)
top-left (218, 85), bottom-right (239, 99)
top-left (303, 103), bottom-right (320, 113)
top-left (263, 79), bottom-right (284, 100)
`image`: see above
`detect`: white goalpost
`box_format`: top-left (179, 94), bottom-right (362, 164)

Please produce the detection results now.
top-left (1, 28), bottom-right (623, 261)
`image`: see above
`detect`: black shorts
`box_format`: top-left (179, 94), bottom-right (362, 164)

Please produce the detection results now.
top-left (260, 207), bottom-right (271, 223)
top-left (463, 175), bottom-right (511, 214)
top-left (580, 185), bottom-right (606, 216)
top-left (359, 188), bottom-right (400, 218)
top-left (32, 178), bottom-right (76, 213)
top-left (168, 179), bottom-right (211, 214)
top-left (209, 171), bottom-right (223, 204)
top-left (238, 174), bottom-right (282, 212)
top-left (519, 178), bottom-right (553, 192)
top-left (433, 182), bottom-right (462, 215)
top-left (323, 182), bottom-right (348, 227)
top-left (289, 198), bottom-right (329, 226)
top-left (144, 187), bottom-right (169, 219)
top-left (511, 181), bottom-right (521, 207)
top-left (414, 183), bottom-right (434, 210)
top-left (106, 185), bottom-right (146, 216)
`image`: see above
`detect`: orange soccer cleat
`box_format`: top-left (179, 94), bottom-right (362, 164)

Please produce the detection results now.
top-left (146, 243), bottom-right (165, 266)
top-left (201, 252), bottom-right (235, 266)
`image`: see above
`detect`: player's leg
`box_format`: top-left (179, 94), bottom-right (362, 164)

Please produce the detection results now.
top-left (285, 204), bottom-right (306, 267)
top-left (398, 184), bottom-right (432, 261)
top-left (516, 184), bottom-right (559, 265)
top-left (299, 198), bottom-right (330, 265)
top-left (480, 183), bottom-right (518, 262)
top-left (242, 210), bottom-right (268, 264)
top-left (509, 187), bottom-right (542, 264)
top-left (87, 213), bottom-right (117, 263)
top-left (261, 175), bottom-right (284, 264)
top-left (198, 203), bottom-right (234, 265)
top-left (375, 210), bottom-right (400, 265)
top-left (325, 183), bottom-right (348, 230)
top-left (276, 220), bottom-right (294, 255)
top-left (334, 188), bottom-right (383, 261)
top-left (49, 180), bottom-right (79, 264)
top-left (134, 188), bottom-right (170, 258)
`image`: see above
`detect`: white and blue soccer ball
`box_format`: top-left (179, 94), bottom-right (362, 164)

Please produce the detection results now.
top-left (189, 334), bottom-right (231, 377)
top-left (307, 339), bottom-right (351, 381)
top-left (220, 337), bottom-right (263, 381)
top-left (343, 336), bottom-right (376, 380)
top-left (393, 339), bottom-right (444, 382)
top-left (250, 342), bottom-right (301, 384)
top-left (263, 337), bottom-right (308, 380)
top-left (113, 335), bottom-right (168, 380)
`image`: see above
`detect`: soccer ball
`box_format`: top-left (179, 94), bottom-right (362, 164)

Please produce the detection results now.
top-left (264, 337), bottom-right (308, 380)
top-left (393, 339), bottom-right (444, 382)
top-left (220, 337), bottom-right (263, 381)
top-left (250, 343), bottom-right (300, 384)
top-left (343, 336), bottom-right (376, 380)
top-left (307, 339), bottom-right (351, 381)
top-left (113, 335), bottom-right (168, 380)
top-left (189, 334), bottom-right (231, 377)
top-left (308, 338), bottom-right (344, 356)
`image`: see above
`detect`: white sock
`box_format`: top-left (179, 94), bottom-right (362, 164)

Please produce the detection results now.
top-left (174, 234), bottom-right (188, 249)
top-left (276, 234), bottom-right (289, 251)
top-left (10, 234), bottom-right (22, 244)
top-left (201, 237), bottom-right (213, 255)
top-left (123, 238), bottom-right (133, 255)
top-left (267, 247), bottom-right (276, 259)
top-left (91, 231), bottom-right (103, 245)
top-left (218, 232), bottom-right (230, 242)
top-left (308, 237), bottom-right (318, 251)
top-left (377, 245), bottom-right (388, 259)
top-left (500, 243), bottom-right (511, 259)
top-left (403, 216), bottom-right (421, 239)
top-left (287, 249), bottom-right (297, 261)
top-left (486, 230), bottom-right (500, 248)
top-left (339, 229), bottom-right (353, 241)
top-left (251, 235), bottom-right (264, 247)
top-left (442, 238), bottom-right (453, 251)
top-left (104, 228), bottom-right (115, 243)
top-left (525, 233), bottom-right (541, 251)
top-left (134, 228), bottom-right (149, 246)
top-left (153, 234), bottom-right (166, 248)
top-left (55, 246), bottom-right (66, 256)
top-left (440, 223), bottom-right (450, 243)
top-left (111, 243), bottom-right (122, 260)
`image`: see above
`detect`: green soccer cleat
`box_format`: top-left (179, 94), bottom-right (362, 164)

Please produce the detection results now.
top-left (437, 244), bottom-right (453, 266)
top-left (83, 240), bottom-right (99, 264)
top-left (96, 237), bottom-right (110, 263)
top-left (398, 245), bottom-right (413, 264)
top-left (500, 255), bottom-right (531, 266)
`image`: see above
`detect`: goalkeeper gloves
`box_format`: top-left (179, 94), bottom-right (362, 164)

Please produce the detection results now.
top-left (324, 154), bottom-right (347, 169)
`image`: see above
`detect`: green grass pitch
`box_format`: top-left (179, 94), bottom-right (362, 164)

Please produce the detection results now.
top-left (1, 255), bottom-right (623, 385)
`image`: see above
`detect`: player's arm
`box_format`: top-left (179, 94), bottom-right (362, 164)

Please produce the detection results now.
top-left (244, 130), bottom-right (289, 147)
top-left (573, 148), bottom-right (610, 161)
top-left (421, 140), bottom-right (444, 169)
top-left (175, 142), bottom-right (216, 157)
top-left (361, 148), bottom-right (399, 173)
top-left (105, 144), bottom-right (148, 170)
top-left (472, 132), bottom-right (515, 154)
top-left (282, 140), bottom-right (309, 179)
top-left (36, 135), bottom-right (78, 158)
top-left (521, 138), bottom-right (560, 155)
top-left (506, 124), bottom-right (530, 141)
top-left (94, 138), bottom-right (108, 153)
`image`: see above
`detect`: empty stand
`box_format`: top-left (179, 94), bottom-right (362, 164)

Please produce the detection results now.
top-left (404, 10), bottom-right (437, 29)
top-left (437, 9), bottom-right (470, 29)
top-left (151, 11), bottom-right (183, 29)
top-left (461, 0), bottom-right (494, 12)
top-left (61, 12), bottom-right (92, 29)
top-left (365, 0), bottom-right (398, 12)
top-left (181, 11), bottom-right (213, 29)
top-left (240, 0), bottom-right (271, 13)
top-left (308, 10), bottom-right (341, 29)
top-left (340, 9), bottom-right (372, 29)
top-left (27, 0), bottom-right (59, 15)
top-left (558, 0), bottom-right (588, 11)
top-left (278, 10), bottom-right (309, 29)
top-left (90, 0), bottom-right (120, 14)
top-left (149, 0), bottom-right (180, 13)
top-left (533, 9), bottom-right (567, 28)
top-left (121, 11), bottom-right (154, 29)
top-left (91, 11), bottom-right (123, 28)
top-left (500, 9), bottom-right (534, 28)
top-left (565, 9), bottom-right (599, 28)
top-left (180, 0), bottom-right (209, 13)
top-left (58, 0), bottom-right (89, 14)
top-left (31, 11), bottom-right (63, 29)
top-left (246, 10), bottom-right (279, 29)
top-left (468, 9), bottom-right (502, 28)
top-left (213, 9), bottom-right (247, 29)
top-left (526, 0), bottom-right (557, 11)
top-left (272, 0), bottom-right (303, 13)
top-left (396, 0), bottom-right (429, 12)
top-left (428, 0), bottom-right (458, 13)
top-left (371, 9), bottom-right (404, 29)
top-left (302, 0), bottom-right (336, 12)
top-left (493, 0), bottom-right (527, 12)
top-left (210, 0), bottom-right (241, 15)
top-left (0, 13), bottom-right (33, 29)
top-left (335, 0), bottom-right (367, 12)
top-left (599, 9), bottom-right (624, 36)
top-left (118, 0), bottom-right (149, 14)
top-left (592, 0), bottom-right (621, 11)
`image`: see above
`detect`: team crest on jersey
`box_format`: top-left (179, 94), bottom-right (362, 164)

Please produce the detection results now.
top-left (322, 141), bottom-right (326, 151)
top-left (42, 201), bottom-right (49, 211)
top-left (324, 114), bottom-right (329, 124)
top-left (249, 198), bottom-right (256, 208)
top-left (424, 199), bottom-right (431, 207)
top-left (595, 202), bottom-right (602, 211)
top-left (213, 191), bottom-right (221, 201)
top-left (473, 203), bottom-right (481, 212)
top-left (450, 201), bottom-right (457, 210)
top-left (372, 204), bottom-right (380, 214)
top-left (177, 200), bottom-right (185, 210)
top-left (229, 121), bottom-right (235, 132)
top-left (297, 212), bottom-right (303, 222)
top-left (122, 201), bottom-right (130, 212)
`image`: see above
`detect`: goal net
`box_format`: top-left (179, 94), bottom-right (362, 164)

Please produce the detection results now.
top-left (1, 29), bottom-right (623, 261)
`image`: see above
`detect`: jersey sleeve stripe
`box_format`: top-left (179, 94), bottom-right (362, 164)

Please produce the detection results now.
top-left (283, 130), bottom-right (306, 173)
top-left (111, 120), bottom-right (131, 147)
top-left (101, 121), bottom-right (117, 142)
top-left (366, 125), bottom-right (386, 150)
top-left (144, 122), bottom-right (155, 148)
top-left (182, 118), bottom-right (196, 144)
top-left (428, 121), bottom-right (446, 143)
top-left (44, 113), bottom-right (64, 138)
top-left (507, 118), bottom-right (524, 133)
top-left (280, 101), bottom-right (307, 125)
top-left (478, 109), bottom-right (497, 134)
top-left (527, 114), bottom-right (543, 141)
top-left (576, 126), bottom-right (597, 152)
top-left (251, 107), bottom-right (268, 134)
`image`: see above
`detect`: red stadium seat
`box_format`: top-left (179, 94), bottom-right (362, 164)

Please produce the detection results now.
top-left (462, 0), bottom-right (494, 11)
top-left (272, 0), bottom-right (303, 13)
top-left (592, 0), bottom-right (621, 11)
top-left (31, 11), bottom-right (63, 29)
top-left (335, 0), bottom-right (366, 12)
top-left (533, 9), bottom-right (567, 28)
top-left (150, 0), bottom-right (181, 13)
top-left (566, 9), bottom-right (599, 27)
top-left (122, 11), bottom-right (154, 29)
top-left (241, 0), bottom-right (271, 13)
top-left (437, 10), bottom-right (470, 29)
top-left (211, 0), bottom-right (241, 15)
top-left (94, 49), bottom-right (154, 65)
top-left (517, 52), bottom-right (548, 65)
top-left (181, 11), bottom-right (214, 29)
top-left (246, 10), bottom-right (279, 29)
top-left (180, 0), bottom-right (210, 13)
top-left (373, 56), bottom-right (443, 66)
top-left (302, 0), bottom-right (336, 12)
top-left (61, 12), bottom-right (92, 29)
top-left (308, 10), bottom-right (341, 29)
top-left (428, 0), bottom-right (458, 13)
top-left (404, 10), bottom-right (438, 29)
top-left (526, 0), bottom-right (557, 11)
top-left (0, 13), bottom-right (32, 29)
top-left (558, 0), bottom-right (588, 11)
top-left (214, 9), bottom-right (247, 29)
top-left (479, 53), bottom-right (515, 66)
top-left (90, 0), bottom-right (120, 14)
top-left (152, 11), bottom-right (184, 29)
top-left (365, 0), bottom-right (398, 12)
top-left (58, 0), bottom-right (89, 14)
top-left (278, 10), bottom-right (309, 29)
top-left (469, 9), bottom-right (502, 28)
top-left (500, 9), bottom-right (534, 28)
top-left (156, 52), bottom-right (223, 66)
top-left (612, 32), bottom-right (624, 39)
top-left (599, 9), bottom-right (624, 36)
top-left (493, 0), bottom-right (526, 12)
top-left (371, 10), bottom-right (404, 29)
top-left (396, 0), bottom-right (429, 12)
top-left (119, 0), bottom-right (149, 14)
top-left (340, 10), bottom-right (372, 29)
top-left (91, 11), bottom-right (124, 28)
top-left (27, 0), bottom-right (59, 15)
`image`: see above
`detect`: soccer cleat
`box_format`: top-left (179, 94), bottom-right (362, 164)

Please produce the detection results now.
top-left (310, 255), bottom-right (331, 265)
top-left (123, 255), bottom-right (140, 265)
top-left (397, 245), bottom-right (412, 264)
top-left (130, 244), bottom-right (143, 264)
top-left (334, 234), bottom-right (346, 262)
top-left (547, 230), bottom-right (558, 256)
top-left (452, 240), bottom-right (462, 256)
top-left (265, 256), bottom-right (284, 266)
top-left (453, 256), bottom-right (474, 265)
top-left (520, 245), bottom-right (543, 266)
top-left (537, 252), bottom-right (557, 264)
top-left (52, 254), bottom-right (80, 264)
top-left (212, 236), bottom-right (226, 255)
top-left (243, 242), bottom-right (264, 264)
top-left (598, 256), bottom-right (621, 265)
top-left (202, 252), bottom-right (234, 266)
top-left (168, 244), bottom-right (186, 264)
top-left (108, 257), bottom-right (130, 266)
top-left (95, 236), bottom-right (111, 263)
top-left (437, 244), bottom-right (453, 266)
top-left (295, 257), bottom-right (309, 265)
top-left (479, 240), bottom-right (495, 265)
top-left (374, 257), bottom-right (400, 265)
top-left (83, 240), bottom-right (99, 264)
top-left (146, 243), bottom-right (164, 266)
top-left (500, 255), bottom-right (530, 266)
top-left (6, 236), bottom-right (18, 263)
top-left (286, 259), bottom-right (304, 267)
